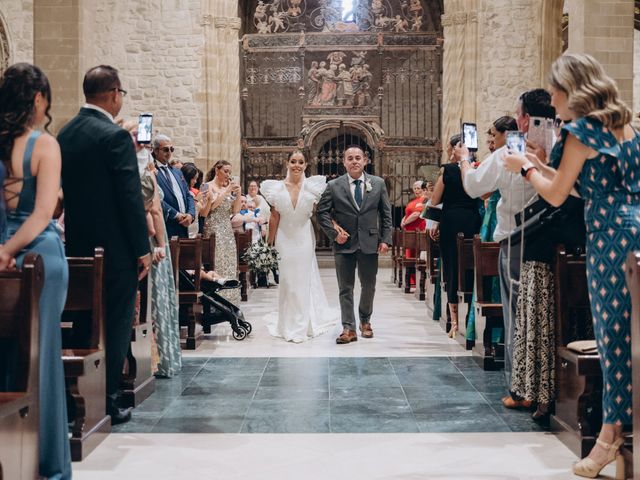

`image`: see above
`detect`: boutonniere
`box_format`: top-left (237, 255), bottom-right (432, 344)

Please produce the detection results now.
top-left (364, 179), bottom-right (373, 192)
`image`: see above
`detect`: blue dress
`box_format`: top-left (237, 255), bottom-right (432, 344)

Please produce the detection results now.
top-left (5, 131), bottom-right (72, 479)
top-left (563, 117), bottom-right (640, 425)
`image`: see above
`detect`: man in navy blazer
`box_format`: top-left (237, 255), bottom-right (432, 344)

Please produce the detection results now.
top-left (152, 134), bottom-right (195, 238)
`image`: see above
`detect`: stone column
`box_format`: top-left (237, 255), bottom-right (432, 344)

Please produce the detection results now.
top-left (200, 0), bottom-right (242, 175)
top-left (442, 0), bottom-right (563, 161)
top-left (567, 0), bottom-right (635, 107)
top-left (34, 0), bottom-right (82, 133)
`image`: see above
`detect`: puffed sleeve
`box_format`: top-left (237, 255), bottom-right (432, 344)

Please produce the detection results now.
top-left (305, 175), bottom-right (328, 202)
top-left (563, 117), bottom-right (621, 157)
top-left (259, 180), bottom-right (281, 209)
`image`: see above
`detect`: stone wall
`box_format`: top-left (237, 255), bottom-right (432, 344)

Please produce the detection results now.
top-left (442, 0), bottom-right (562, 161)
top-left (93, 0), bottom-right (206, 165)
top-left (0, 0), bottom-right (34, 65)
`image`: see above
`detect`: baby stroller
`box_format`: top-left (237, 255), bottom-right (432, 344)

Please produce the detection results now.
top-left (179, 271), bottom-right (252, 341)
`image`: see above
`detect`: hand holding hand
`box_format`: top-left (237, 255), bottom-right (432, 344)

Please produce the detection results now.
top-left (378, 242), bottom-right (389, 255)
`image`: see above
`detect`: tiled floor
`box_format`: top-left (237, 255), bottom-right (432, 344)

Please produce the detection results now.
top-left (73, 266), bottom-right (590, 479)
top-left (114, 356), bottom-right (544, 434)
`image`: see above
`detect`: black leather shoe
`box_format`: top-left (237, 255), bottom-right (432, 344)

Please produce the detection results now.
top-left (109, 406), bottom-right (132, 426)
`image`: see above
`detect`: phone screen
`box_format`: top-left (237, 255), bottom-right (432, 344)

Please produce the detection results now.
top-left (506, 131), bottom-right (526, 155)
top-left (462, 122), bottom-right (478, 151)
top-left (137, 114), bottom-right (153, 144)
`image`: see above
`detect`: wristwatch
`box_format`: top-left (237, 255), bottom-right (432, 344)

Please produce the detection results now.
top-left (520, 162), bottom-right (537, 179)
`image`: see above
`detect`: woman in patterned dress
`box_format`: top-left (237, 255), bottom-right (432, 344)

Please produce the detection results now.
top-left (505, 53), bottom-right (639, 479)
top-left (201, 160), bottom-right (242, 304)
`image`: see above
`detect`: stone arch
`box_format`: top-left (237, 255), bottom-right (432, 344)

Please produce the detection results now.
top-left (0, 10), bottom-right (10, 70)
top-left (301, 119), bottom-right (384, 156)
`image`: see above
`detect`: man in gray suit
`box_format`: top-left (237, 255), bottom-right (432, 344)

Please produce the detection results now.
top-left (317, 146), bottom-right (392, 344)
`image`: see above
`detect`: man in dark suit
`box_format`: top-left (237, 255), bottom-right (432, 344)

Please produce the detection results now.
top-left (317, 146), bottom-right (392, 344)
top-left (152, 134), bottom-right (195, 238)
top-left (58, 65), bottom-right (151, 425)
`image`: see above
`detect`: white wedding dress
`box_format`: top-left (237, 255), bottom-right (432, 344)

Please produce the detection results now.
top-left (260, 176), bottom-right (340, 342)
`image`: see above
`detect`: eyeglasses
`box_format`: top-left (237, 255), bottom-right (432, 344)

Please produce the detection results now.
top-left (161, 146), bottom-right (175, 153)
top-left (112, 88), bottom-right (127, 97)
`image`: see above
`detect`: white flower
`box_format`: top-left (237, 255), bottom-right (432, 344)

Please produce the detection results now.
top-left (365, 179), bottom-right (373, 192)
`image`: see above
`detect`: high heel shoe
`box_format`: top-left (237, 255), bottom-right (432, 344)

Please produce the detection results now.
top-left (573, 437), bottom-right (626, 479)
top-left (448, 323), bottom-right (458, 339)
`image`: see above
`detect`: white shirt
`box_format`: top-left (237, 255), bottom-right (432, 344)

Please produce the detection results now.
top-left (157, 164), bottom-right (187, 216)
top-left (348, 173), bottom-right (366, 209)
top-left (83, 103), bottom-right (114, 122)
top-left (462, 146), bottom-right (537, 242)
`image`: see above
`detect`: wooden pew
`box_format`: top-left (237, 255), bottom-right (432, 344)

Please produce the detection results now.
top-left (235, 230), bottom-right (252, 302)
top-left (391, 229), bottom-right (401, 285)
top-left (456, 233), bottom-right (475, 350)
top-left (424, 233), bottom-right (440, 321)
top-left (0, 253), bottom-right (41, 480)
top-left (62, 248), bottom-right (112, 460)
top-left (402, 230), bottom-right (418, 294)
top-left (551, 246), bottom-right (601, 458)
top-left (414, 231), bottom-right (428, 301)
top-left (119, 274), bottom-right (155, 408)
top-left (395, 229), bottom-right (405, 289)
top-left (201, 235), bottom-right (216, 334)
top-left (171, 236), bottom-right (204, 350)
top-left (472, 235), bottom-right (504, 370)
top-left (626, 251), bottom-right (640, 476)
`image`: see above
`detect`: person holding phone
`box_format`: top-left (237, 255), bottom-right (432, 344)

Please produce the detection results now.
top-left (200, 160), bottom-right (242, 303)
top-left (430, 134), bottom-right (481, 339)
top-left (152, 133), bottom-right (195, 239)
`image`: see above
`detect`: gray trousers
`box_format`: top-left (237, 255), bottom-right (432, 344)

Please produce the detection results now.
top-left (334, 251), bottom-right (379, 330)
top-left (498, 241), bottom-right (521, 391)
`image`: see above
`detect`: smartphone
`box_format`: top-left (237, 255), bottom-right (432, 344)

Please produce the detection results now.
top-left (200, 182), bottom-right (209, 193)
top-left (137, 113), bottom-right (153, 144)
top-left (506, 131), bottom-right (526, 155)
top-left (528, 116), bottom-right (555, 156)
top-left (461, 122), bottom-right (478, 151)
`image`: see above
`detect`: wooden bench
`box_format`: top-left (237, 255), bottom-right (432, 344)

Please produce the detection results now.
top-left (171, 236), bottom-right (204, 350)
top-left (626, 251), bottom-right (640, 476)
top-left (62, 248), bottom-right (111, 460)
top-left (235, 230), bottom-right (252, 302)
top-left (0, 253), bottom-right (41, 480)
top-left (472, 235), bottom-right (504, 370)
top-left (401, 230), bottom-right (418, 294)
top-left (456, 233), bottom-right (475, 350)
top-left (551, 246), bottom-right (601, 458)
top-left (391, 229), bottom-right (401, 285)
top-left (414, 231), bottom-right (428, 301)
top-left (119, 274), bottom-right (155, 408)
top-left (424, 233), bottom-right (441, 322)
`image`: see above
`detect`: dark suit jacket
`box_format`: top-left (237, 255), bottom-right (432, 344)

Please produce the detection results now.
top-left (155, 165), bottom-right (195, 239)
top-left (316, 173), bottom-right (393, 255)
top-left (58, 107), bottom-right (150, 274)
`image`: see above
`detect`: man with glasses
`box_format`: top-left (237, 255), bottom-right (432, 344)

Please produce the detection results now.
top-left (58, 65), bottom-right (151, 425)
top-left (152, 134), bottom-right (195, 239)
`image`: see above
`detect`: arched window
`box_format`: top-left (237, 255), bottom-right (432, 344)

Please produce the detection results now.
top-left (342, 0), bottom-right (354, 23)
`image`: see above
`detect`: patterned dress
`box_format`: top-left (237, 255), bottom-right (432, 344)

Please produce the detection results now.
top-left (564, 117), bottom-right (640, 425)
top-left (204, 195), bottom-right (240, 304)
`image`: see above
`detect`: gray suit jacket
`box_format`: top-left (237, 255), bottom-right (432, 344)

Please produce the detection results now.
top-left (317, 173), bottom-right (393, 254)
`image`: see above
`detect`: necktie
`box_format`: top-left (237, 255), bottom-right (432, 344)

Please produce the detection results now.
top-left (354, 179), bottom-right (363, 208)
top-left (159, 165), bottom-right (171, 183)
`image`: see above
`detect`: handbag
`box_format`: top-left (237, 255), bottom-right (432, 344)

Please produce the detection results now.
top-left (509, 195), bottom-right (584, 246)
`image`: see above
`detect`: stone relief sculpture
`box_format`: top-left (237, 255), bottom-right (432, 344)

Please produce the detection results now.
top-left (252, 0), bottom-right (427, 34)
top-left (307, 51), bottom-right (373, 108)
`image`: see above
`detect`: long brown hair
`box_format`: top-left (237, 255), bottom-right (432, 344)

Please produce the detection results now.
top-left (205, 160), bottom-right (231, 182)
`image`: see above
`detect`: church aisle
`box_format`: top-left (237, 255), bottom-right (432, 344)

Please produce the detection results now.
top-left (73, 267), bottom-right (587, 479)
top-left (185, 268), bottom-right (469, 358)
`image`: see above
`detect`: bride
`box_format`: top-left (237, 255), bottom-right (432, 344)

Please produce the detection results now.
top-left (261, 151), bottom-right (339, 342)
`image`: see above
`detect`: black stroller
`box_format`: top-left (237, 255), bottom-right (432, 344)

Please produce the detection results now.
top-left (179, 271), bottom-right (252, 341)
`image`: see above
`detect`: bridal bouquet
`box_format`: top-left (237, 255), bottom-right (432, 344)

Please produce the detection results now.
top-left (244, 241), bottom-right (280, 274)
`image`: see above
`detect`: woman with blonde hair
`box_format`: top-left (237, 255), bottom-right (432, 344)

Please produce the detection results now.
top-left (504, 53), bottom-right (639, 479)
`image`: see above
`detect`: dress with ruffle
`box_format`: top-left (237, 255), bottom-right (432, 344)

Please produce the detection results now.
top-left (260, 175), bottom-right (340, 342)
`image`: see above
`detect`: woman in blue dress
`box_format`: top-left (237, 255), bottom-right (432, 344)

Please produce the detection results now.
top-left (0, 63), bottom-right (72, 479)
top-left (505, 53), bottom-right (639, 479)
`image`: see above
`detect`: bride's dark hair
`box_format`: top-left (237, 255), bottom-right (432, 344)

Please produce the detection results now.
top-left (0, 63), bottom-right (52, 172)
top-left (288, 150), bottom-right (306, 162)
